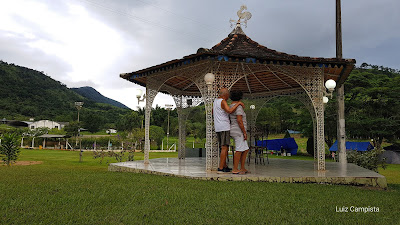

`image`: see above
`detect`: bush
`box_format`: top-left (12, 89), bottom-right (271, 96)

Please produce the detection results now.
top-left (0, 133), bottom-right (21, 166)
top-left (284, 130), bottom-right (291, 139)
top-left (306, 137), bottom-right (314, 157)
top-left (346, 149), bottom-right (386, 172)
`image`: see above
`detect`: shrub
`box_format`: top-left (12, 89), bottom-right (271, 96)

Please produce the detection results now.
top-left (306, 137), bottom-right (314, 157)
top-left (346, 149), bottom-right (386, 172)
top-left (93, 149), bottom-right (134, 164)
top-left (284, 130), bottom-right (291, 139)
top-left (0, 133), bottom-right (21, 166)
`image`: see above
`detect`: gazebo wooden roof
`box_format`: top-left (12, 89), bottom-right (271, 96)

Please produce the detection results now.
top-left (121, 25), bottom-right (355, 96)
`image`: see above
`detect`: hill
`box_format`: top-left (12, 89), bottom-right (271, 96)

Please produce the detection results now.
top-left (71, 86), bottom-right (129, 109)
top-left (0, 61), bottom-right (130, 125)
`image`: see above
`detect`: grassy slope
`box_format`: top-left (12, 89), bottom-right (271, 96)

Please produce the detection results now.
top-left (0, 150), bottom-right (399, 224)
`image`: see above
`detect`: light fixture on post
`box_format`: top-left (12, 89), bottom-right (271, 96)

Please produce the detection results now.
top-left (165, 104), bottom-right (174, 150)
top-left (74, 101), bottom-right (84, 162)
top-left (249, 105), bottom-right (255, 146)
top-left (323, 96), bottom-right (329, 104)
top-left (204, 72), bottom-right (215, 91)
top-left (135, 88), bottom-right (146, 104)
top-left (323, 79), bottom-right (337, 104)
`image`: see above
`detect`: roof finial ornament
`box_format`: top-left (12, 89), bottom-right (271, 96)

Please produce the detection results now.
top-left (230, 5), bottom-right (252, 28)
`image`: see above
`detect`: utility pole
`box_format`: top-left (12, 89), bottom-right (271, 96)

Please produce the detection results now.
top-left (75, 102), bottom-right (84, 162)
top-left (165, 104), bottom-right (173, 150)
top-left (336, 0), bottom-right (346, 163)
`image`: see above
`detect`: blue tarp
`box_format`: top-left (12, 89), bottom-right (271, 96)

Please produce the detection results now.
top-left (329, 140), bottom-right (374, 152)
top-left (256, 138), bottom-right (298, 155)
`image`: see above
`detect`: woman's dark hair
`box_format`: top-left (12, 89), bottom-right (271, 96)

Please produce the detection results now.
top-left (230, 90), bottom-right (243, 101)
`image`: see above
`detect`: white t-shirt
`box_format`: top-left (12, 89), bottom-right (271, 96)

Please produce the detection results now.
top-left (213, 98), bottom-right (230, 132)
top-left (229, 103), bottom-right (247, 136)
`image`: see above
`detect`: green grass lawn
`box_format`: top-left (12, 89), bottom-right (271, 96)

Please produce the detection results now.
top-left (0, 149), bottom-right (399, 224)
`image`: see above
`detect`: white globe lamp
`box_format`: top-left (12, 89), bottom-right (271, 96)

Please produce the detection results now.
top-left (323, 96), bottom-right (329, 104)
top-left (204, 73), bottom-right (215, 91)
top-left (325, 79), bottom-right (336, 92)
top-left (135, 89), bottom-right (143, 98)
top-left (204, 73), bottom-right (215, 85)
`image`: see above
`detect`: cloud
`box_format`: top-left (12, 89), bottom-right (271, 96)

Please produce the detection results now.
top-left (0, 0), bottom-right (399, 110)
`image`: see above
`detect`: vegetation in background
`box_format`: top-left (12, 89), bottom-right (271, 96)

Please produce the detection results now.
top-left (0, 60), bottom-right (399, 152)
top-left (0, 61), bottom-right (130, 128)
top-left (71, 86), bottom-right (130, 109)
top-left (344, 66), bottom-right (400, 149)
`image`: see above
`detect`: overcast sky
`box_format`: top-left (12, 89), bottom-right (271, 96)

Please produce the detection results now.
top-left (1, 0), bottom-right (399, 109)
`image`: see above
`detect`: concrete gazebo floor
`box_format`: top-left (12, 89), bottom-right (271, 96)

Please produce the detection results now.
top-left (109, 157), bottom-right (387, 189)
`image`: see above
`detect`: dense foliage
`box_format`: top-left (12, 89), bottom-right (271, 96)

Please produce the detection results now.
top-left (344, 67), bottom-right (400, 149)
top-left (1, 60), bottom-right (398, 145)
top-left (71, 86), bottom-right (129, 109)
top-left (0, 61), bottom-right (130, 132)
top-left (252, 65), bottom-right (400, 150)
top-left (347, 149), bottom-right (387, 172)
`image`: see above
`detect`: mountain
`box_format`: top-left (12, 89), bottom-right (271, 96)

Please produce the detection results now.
top-left (0, 61), bottom-right (130, 123)
top-left (71, 86), bottom-right (129, 109)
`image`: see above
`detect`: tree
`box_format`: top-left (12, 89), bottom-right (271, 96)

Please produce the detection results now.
top-left (64, 121), bottom-right (81, 137)
top-left (284, 130), bottom-right (291, 139)
top-left (150, 125), bottom-right (165, 149)
top-left (83, 112), bottom-right (104, 133)
top-left (0, 133), bottom-right (21, 166)
top-left (256, 107), bottom-right (280, 133)
top-left (306, 136), bottom-right (314, 157)
top-left (345, 69), bottom-right (400, 149)
top-left (116, 111), bottom-right (142, 131)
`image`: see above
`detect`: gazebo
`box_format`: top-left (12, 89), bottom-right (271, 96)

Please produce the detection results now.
top-left (120, 8), bottom-right (355, 171)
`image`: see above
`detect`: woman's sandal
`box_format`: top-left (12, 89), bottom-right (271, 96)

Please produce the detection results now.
top-left (232, 171), bottom-right (246, 175)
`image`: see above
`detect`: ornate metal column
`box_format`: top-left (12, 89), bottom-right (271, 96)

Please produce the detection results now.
top-left (173, 95), bottom-right (189, 159)
top-left (144, 80), bottom-right (159, 164)
top-left (270, 64), bottom-right (326, 170)
top-left (194, 67), bottom-right (218, 171)
top-left (204, 86), bottom-right (218, 170)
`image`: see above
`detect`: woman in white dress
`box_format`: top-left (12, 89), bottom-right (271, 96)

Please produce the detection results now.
top-left (229, 90), bottom-right (250, 174)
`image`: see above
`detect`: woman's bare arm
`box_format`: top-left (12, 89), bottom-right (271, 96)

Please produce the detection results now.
top-left (221, 100), bottom-right (244, 114)
top-left (236, 115), bottom-right (247, 140)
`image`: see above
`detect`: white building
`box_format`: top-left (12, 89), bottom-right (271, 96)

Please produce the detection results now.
top-left (29, 120), bottom-right (68, 130)
top-left (106, 129), bottom-right (117, 134)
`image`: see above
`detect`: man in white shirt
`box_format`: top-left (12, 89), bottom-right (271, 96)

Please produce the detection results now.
top-left (213, 88), bottom-right (244, 173)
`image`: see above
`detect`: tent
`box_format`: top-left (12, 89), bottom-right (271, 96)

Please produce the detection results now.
top-left (329, 140), bottom-right (374, 152)
top-left (256, 138), bottom-right (298, 155)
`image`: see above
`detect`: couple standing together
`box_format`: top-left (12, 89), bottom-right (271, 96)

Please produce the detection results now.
top-left (213, 88), bottom-right (249, 175)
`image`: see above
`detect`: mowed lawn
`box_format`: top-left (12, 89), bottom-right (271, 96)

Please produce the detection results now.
top-left (0, 150), bottom-right (399, 224)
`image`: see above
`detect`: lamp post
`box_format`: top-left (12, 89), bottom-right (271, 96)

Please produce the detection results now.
top-left (250, 105), bottom-right (255, 146)
top-left (165, 104), bottom-right (173, 150)
top-left (135, 88), bottom-right (146, 104)
top-left (204, 73), bottom-right (215, 91)
top-left (75, 101), bottom-right (84, 162)
top-left (322, 79), bottom-right (337, 104)
top-left (204, 72), bottom-right (215, 170)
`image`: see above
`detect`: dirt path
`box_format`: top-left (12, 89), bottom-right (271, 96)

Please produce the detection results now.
top-left (0, 161), bottom-right (43, 166)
